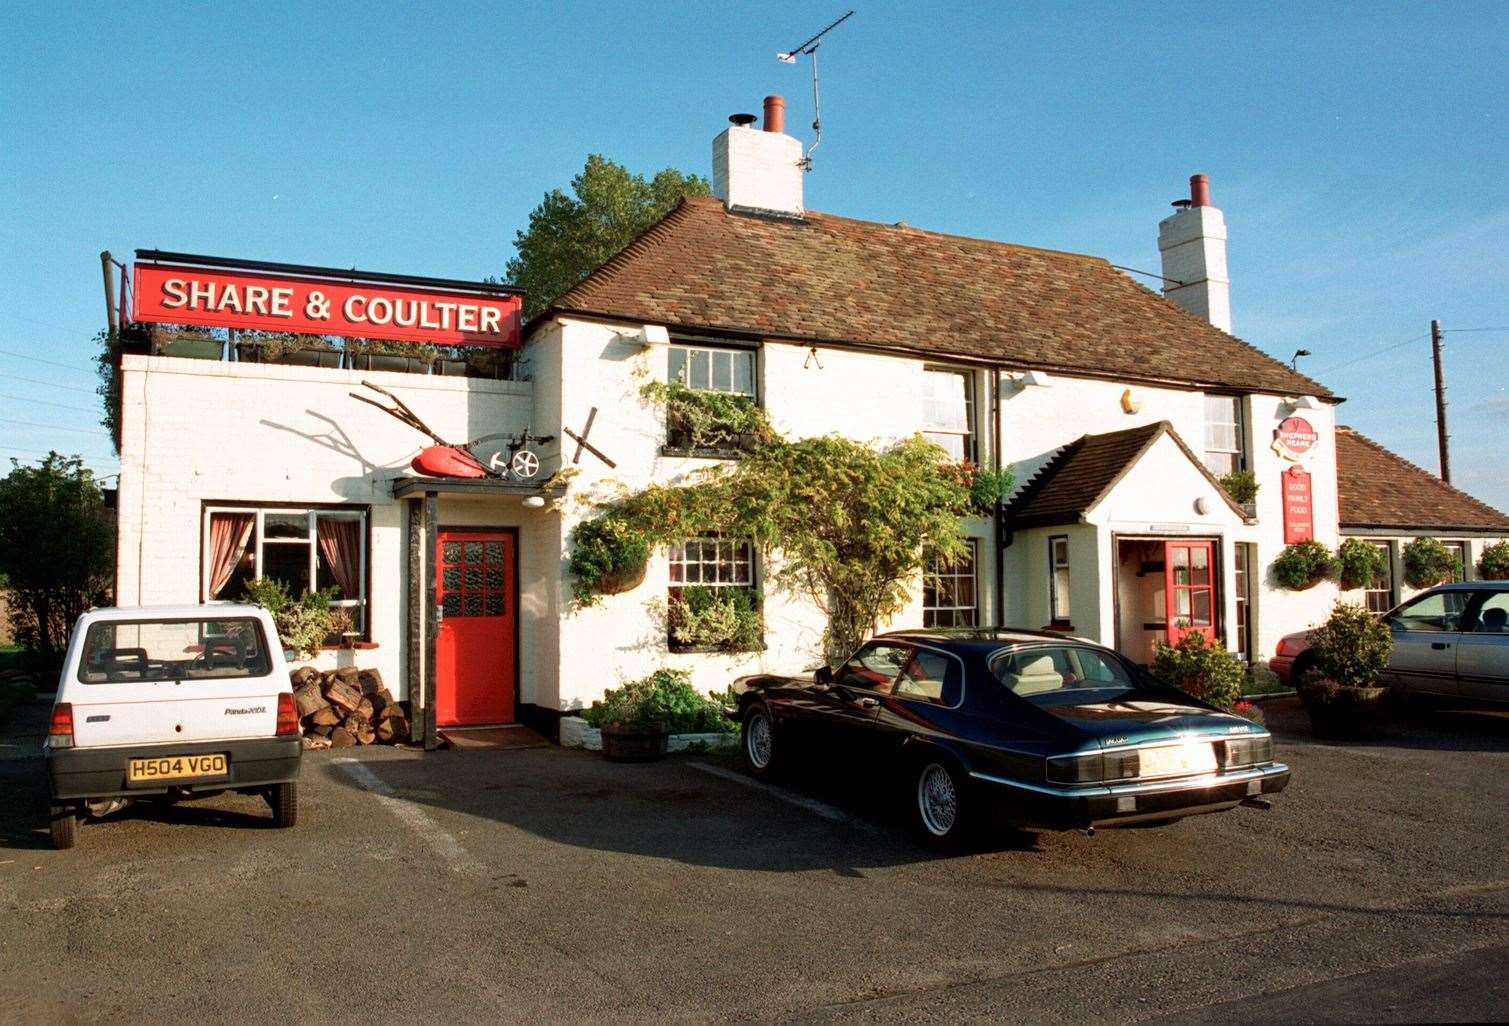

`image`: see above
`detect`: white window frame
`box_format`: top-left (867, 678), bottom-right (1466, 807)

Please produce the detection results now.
top-left (922, 366), bottom-right (977, 463)
top-left (1049, 535), bottom-right (1071, 624)
top-left (1441, 539), bottom-right (1470, 582)
top-left (1203, 394), bottom-right (1246, 476)
top-left (668, 533), bottom-right (756, 589)
top-left (668, 343), bottom-right (757, 398)
top-left (202, 506), bottom-right (368, 637)
top-left (1364, 540), bottom-right (1396, 613)
top-left (923, 541), bottom-right (979, 628)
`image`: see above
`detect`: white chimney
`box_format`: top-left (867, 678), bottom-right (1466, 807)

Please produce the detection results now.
top-left (1157, 174), bottom-right (1231, 333)
top-left (712, 96), bottom-right (804, 218)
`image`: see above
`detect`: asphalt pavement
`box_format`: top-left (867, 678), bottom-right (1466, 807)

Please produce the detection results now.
top-left (1, 697), bottom-right (1506, 1025)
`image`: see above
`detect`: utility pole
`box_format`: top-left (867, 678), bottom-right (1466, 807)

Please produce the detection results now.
top-left (100, 251), bottom-right (118, 334)
top-left (1431, 318), bottom-right (1451, 484)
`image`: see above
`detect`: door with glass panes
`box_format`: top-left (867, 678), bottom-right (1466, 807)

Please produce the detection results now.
top-left (1165, 541), bottom-right (1218, 646)
top-left (434, 529), bottom-right (516, 726)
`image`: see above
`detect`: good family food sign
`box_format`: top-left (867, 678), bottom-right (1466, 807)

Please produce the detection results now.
top-left (131, 264), bottom-right (522, 347)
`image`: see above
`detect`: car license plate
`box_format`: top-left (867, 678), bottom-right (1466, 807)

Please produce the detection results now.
top-left (1138, 741), bottom-right (1216, 778)
top-left (127, 753), bottom-right (228, 783)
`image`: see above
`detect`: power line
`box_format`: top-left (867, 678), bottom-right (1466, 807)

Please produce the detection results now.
top-left (0, 346), bottom-right (96, 373)
top-left (0, 417), bottom-right (110, 436)
top-left (1444, 326), bottom-right (1509, 333)
top-left (1315, 333), bottom-right (1429, 374)
top-left (0, 392), bottom-right (101, 416)
top-left (4, 373), bottom-right (99, 395)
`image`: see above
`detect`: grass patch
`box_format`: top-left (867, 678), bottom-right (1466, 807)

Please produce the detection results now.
top-left (1243, 663), bottom-right (1292, 697)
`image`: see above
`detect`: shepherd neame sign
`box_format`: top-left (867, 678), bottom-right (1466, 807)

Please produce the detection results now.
top-left (131, 264), bottom-right (522, 347)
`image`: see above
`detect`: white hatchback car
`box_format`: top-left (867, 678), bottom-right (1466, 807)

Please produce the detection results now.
top-left (45, 604), bottom-right (302, 849)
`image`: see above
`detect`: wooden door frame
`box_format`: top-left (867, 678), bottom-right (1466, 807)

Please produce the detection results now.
top-left (433, 524), bottom-right (522, 731)
top-left (1110, 532), bottom-right (1226, 661)
top-left (1164, 538), bottom-right (1219, 646)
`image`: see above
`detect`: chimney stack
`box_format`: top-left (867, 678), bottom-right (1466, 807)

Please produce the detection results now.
top-left (713, 95), bottom-right (804, 218)
top-left (1157, 173), bottom-right (1231, 333)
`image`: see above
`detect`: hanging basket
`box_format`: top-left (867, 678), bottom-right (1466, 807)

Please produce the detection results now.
top-left (596, 559), bottom-right (648, 596)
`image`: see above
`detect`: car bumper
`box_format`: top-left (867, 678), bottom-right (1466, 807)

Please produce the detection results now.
top-left (1268, 655), bottom-right (1295, 686)
top-left (969, 762), bottom-right (1292, 831)
top-left (47, 737), bottom-right (302, 800)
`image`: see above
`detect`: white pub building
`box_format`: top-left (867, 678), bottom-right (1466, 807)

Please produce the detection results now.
top-left (111, 97), bottom-right (1509, 745)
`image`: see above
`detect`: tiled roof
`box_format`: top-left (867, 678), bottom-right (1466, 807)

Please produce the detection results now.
top-left (1336, 427), bottom-right (1509, 532)
top-left (1006, 421), bottom-right (1247, 528)
top-left (546, 196), bottom-right (1333, 397)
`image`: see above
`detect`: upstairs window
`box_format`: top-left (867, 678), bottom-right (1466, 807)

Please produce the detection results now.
top-left (923, 367), bottom-right (976, 462)
top-left (1203, 395), bottom-right (1246, 476)
top-left (669, 344), bottom-right (755, 397)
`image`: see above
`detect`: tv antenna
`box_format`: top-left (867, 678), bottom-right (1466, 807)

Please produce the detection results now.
top-left (777, 9), bottom-right (855, 171)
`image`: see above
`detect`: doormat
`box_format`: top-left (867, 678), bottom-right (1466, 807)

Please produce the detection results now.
top-left (439, 725), bottom-right (552, 751)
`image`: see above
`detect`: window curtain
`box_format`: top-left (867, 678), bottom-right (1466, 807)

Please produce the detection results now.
top-left (207, 513), bottom-right (255, 598)
top-left (316, 517), bottom-right (362, 601)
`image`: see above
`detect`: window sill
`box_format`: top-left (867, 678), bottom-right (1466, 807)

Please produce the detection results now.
top-left (668, 643), bottom-right (768, 655)
top-left (1040, 622), bottom-right (1076, 634)
top-left (660, 445), bottom-right (748, 461)
top-left (321, 640), bottom-right (379, 651)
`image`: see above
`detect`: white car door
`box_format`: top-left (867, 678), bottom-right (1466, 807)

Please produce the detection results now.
top-left (68, 615), bottom-right (284, 747)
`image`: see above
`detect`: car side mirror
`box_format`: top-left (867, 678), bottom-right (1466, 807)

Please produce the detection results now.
top-left (814, 665), bottom-right (834, 686)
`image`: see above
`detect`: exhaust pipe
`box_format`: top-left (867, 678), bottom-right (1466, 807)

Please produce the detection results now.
top-left (1240, 796), bottom-right (1273, 811)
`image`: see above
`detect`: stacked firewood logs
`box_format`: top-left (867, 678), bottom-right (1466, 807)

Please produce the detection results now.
top-left (290, 667), bottom-right (411, 749)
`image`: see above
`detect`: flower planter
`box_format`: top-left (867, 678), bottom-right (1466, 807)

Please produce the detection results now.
top-left (158, 337), bottom-right (224, 360)
top-left (600, 722), bottom-right (670, 762)
top-left (350, 352), bottom-right (430, 374)
top-left (596, 560), bottom-right (648, 595)
top-left (560, 716), bottom-right (737, 755)
top-left (1298, 680), bottom-right (1392, 740)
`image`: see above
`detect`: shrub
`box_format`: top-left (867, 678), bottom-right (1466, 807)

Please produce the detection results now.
top-left (241, 578), bottom-right (347, 659)
top-left (1232, 700), bottom-right (1266, 726)
top-left (643, 381), bottom-right (774, 452)
top-left (1306, 601), bottom-right (1393, 689)
top-left (1272, 540), bottom-right (1338, 590)
top-left (568, 516), bottom-right (652, 607)
top-left (1402, 537), bottom-right (1459, 588)
top-left (1218, 470), bottom-right (1260, 506)
top-left (1336, 538), bottom-right (1390, 590)
top-left (582, 668), bottom-right (735, 734)
top-left (940, 461), bottom-right (1015, 514)
top-left (1477, 541), bottom-right (1509, 581)
top-left (667, 587), bottom-right (764, 652)
top-left (1152, 631), bottom-right (1245, 710)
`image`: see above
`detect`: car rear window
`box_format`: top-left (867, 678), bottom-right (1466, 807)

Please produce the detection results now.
top-left (77, 618), bottom-right (273, 684)
top-left (990, 645), bottom-right (1138, 700)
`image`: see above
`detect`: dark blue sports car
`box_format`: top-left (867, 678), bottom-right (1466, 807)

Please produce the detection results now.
top-left (729, 629), bottom-right (1289, 846)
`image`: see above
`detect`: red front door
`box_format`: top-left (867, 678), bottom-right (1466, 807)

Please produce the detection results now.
top-left (435, 530), bottom-right (516, 726)
top-left (1165, 540), bottom-right (1217, 646)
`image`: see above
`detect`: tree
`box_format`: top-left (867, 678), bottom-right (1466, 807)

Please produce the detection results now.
top-left (506, 154), bottom-right (711, 319)
top-left (94, 328), bottom-right (122, 454)
top-left (0, 453), bottom-right (115, 667)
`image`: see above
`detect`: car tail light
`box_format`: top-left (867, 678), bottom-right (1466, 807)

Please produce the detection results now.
top-left (275, 692), bottom-right (298, 737)
top-left (48, 703), bottom-right (75, 749)
top-left (1046, 753), bottom-right (1104, 785)
top-left (1224, 735), bottom-right (1273, 768)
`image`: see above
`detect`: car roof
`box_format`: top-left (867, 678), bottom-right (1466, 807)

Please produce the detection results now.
top-left (874, 628), bottom-right (1105, 656)
top-left (1429, 580), bottom-right (1509, 591)
top-left (82, 603), bottom-right (269, 622)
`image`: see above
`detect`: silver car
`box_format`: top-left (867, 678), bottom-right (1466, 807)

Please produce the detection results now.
top-left (1270, 581), bottom-right (1509, 704)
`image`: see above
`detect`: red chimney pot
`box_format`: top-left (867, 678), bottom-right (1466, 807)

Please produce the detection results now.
top-left (763, 95), bottom-right (786, 134)
top-left (1190, 173), bottom-right (1210, 207)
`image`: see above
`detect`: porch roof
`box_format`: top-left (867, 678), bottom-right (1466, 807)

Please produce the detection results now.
top-left (1006, 420), bottom-right (1248, 528)
top-left (390, 475), bottom-right (566, 500)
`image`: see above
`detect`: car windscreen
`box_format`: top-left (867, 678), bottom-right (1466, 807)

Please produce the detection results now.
top-left (77, 618), bottom-right (273, 684)
top-left (990, 645), bottom-right (1140, 701)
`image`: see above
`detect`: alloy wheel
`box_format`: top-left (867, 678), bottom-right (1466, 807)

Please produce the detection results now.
top-left (917, 763), bottom-right (958, 837)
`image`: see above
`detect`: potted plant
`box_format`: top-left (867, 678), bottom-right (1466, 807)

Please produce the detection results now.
top-left (568, 517), bottom-right (651, 605)
top-left (237, 331), bottom-right (341, 368)
top-left (1298, 601), bottom-right (1394, 740)
top-left (1151, 630), bottom-right (1245, 710)
top-left (1479, 541), bottom-right (1509, 581)
top-left (1272, 539), bottom-right (1338, 590)
top-left (345, 338), bottom-right (437, 373)
top-left (644, 381), bottom-right (773, 454)
top-left (1218, 470), bottom-right (1260, 516)
top-left (582, 669), bottom-right (731, 761)
top-left (1336, 537), bottom-right (1390, 591)
top-left (667, 586), bottom-right (764, 653)
top-left (241, 578), bottom-right (349, 659)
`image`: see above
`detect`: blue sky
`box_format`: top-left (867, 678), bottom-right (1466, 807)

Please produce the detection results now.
top-left (3, 1), bottom-right (1506, 507)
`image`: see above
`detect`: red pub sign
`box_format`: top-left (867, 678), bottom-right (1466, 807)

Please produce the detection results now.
top-left (1281, 465), bottom-right (1314, 543)
top-left (1273, 416), bottom-right (1318, 461)
top-left (131, 263), bottom-right (522, 348)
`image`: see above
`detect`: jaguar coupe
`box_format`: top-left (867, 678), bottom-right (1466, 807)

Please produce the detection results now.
top-left (729, 629), bottom-right (1289, 847)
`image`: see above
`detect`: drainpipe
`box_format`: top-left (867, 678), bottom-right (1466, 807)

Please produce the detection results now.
top-left (993, 367), bottom-right (1008, 627)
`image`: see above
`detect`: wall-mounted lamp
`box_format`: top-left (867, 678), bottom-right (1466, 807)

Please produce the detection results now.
top-left (1001, 369), bottom-right (1053, 397)
top-left (1286, 394), bottom-right (1322, 412)
top-left (628, 324), bottom-right (669, 347)
top-left (1290, 348), bottom-right (1312, 372)
top-left (522, 495), bottom-right (546, 509)
top-left (1193, 496), bottom-right (1210, 515)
